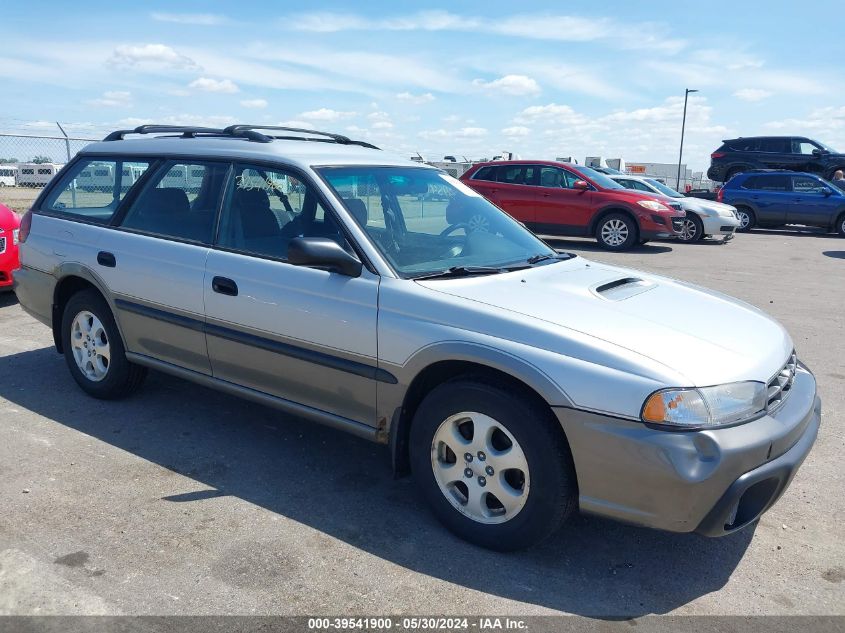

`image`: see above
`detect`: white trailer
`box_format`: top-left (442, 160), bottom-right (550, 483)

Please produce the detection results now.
top-left (0, 164), bottom-right (17, 187)
top-left (17, 162), bottom-right (64, 187)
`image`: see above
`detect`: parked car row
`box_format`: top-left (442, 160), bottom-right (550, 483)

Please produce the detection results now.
top-left (11, 124), bottom-right (821, 551)
top-left (459, 160), bottom-right (738, 249)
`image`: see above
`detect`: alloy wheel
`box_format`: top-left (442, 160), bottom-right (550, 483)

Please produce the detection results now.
top-left (601, 218), bottom-right (629, 246)
top-left (70, 310), bottom-right (110, 381)
top-left (737, 210), bottom-right (751, 230)
top-left (679, 217), bottom-right (698, 241)
top-left (430, 411), bottom-right (530, 524)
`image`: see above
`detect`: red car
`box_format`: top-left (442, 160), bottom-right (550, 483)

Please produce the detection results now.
top-left (460, 160), bottom-right (685, 250)
top-left (0, 202), bottom-right (21, 292)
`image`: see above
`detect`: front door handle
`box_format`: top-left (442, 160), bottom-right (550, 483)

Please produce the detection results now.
top-left (212, 276), bottom-right (238, 296)
top-left (97, 251), bottom-right (116, 267)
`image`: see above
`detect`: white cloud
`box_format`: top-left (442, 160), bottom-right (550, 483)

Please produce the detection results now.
top-left (88, 90), bottom-right (132, 107)
top-left (109, 44), bottom-right (199, 70)
top-left (151, 12), bottom-right (230, 26)
top-left (189, 77), bottom-right (239, 93)
top-left (299, 108), bottom-right (357, 121)
top-left (472, 74), bottom-right (540, 96)
top-left (285, 11), bottom-right (686, 53)
top-left (502, 126), bottom-right (531, 137)
top-left (240, 98), bottom-right (268, 109)
top-left (118, 114), bottom-right (238, 128)
top-left (419, 127), bottom-right (487, 140)
top-left (514, 103), bottom-right (586, 126)
top-left (372, 121), bottom-right (394, 129)
top-left (277, 120), bottom-right (312, 128)
top-left (396, 91), bottom-right (435, 104)
top-left (734, 88), bottom-right (773, 102)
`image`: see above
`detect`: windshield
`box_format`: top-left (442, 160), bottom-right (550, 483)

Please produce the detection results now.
top-left (576, 166), bottom-right (624, 189)
top-left (317, 166), bottom-right (557, 278)
top-left (645, 178), bottom-right (685, 198)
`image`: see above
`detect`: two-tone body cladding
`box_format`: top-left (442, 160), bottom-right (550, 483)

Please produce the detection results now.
top-left (14, 125), bottom-right (821, 550)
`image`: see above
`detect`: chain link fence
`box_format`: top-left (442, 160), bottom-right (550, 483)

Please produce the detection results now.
top-left (0, 127), bottom-right (98, 213)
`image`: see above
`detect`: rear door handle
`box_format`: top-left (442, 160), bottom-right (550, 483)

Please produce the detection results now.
top-left (212, 276), bottom-right (238, 296)
top-left (97, 251), bottom-right (116, 268)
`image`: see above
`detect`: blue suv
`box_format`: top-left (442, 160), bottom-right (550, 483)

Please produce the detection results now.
top-left (719, 171), bottom-right (845, 236)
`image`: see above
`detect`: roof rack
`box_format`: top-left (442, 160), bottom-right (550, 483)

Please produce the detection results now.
top-left (102, 124), bottom-right (380, 149)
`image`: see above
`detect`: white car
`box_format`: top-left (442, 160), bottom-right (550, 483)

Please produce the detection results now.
top-left (611, 175), bottom-right (741, 242)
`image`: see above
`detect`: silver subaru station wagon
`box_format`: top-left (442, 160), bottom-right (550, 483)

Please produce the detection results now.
top-left (14, 125), bottom-right (821, 550)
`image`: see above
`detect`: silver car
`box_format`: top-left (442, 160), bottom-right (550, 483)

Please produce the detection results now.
top-left (14, 125), bottom-right (820, 550)
top-left (611, 174), bottom-right (741, 242)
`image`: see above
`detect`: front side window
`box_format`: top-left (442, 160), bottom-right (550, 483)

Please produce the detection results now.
top-left (318, 167), bottom-right (556, 278)
top-left (538, 167), bottom-right (570, 188)
top-left (792, 140), bottom-right (819, 155)
top-left (120, 160), bottom-right (228, 244)
top-left (216, 164), bottom-right (343, 260)
top-left (44, 158), bottom-right (150, 222)
top-left (498, 165), bottom-right (537, 185)
top-left (792, 176), bottom-right (829, 194)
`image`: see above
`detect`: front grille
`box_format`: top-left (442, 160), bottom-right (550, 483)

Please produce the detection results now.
top-left (671, 217), bottom-right (685, 232)
top-left (767, 351), bottom-right (797, 413)
top-left (0, 236), bottom-right (5, 254)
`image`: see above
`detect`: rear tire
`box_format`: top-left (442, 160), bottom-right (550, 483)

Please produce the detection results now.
top-left (595, 213), bottom-right (638, 251)
top-left (61, 289), bottom-right (147, 399)
top-left (677, 213), bottom-right (704, 242)
top-left (735, 207), bottom-right (756, 232)
top-left (409, 377), bottom-right (577, 551)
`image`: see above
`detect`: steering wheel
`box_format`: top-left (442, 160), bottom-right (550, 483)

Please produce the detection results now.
top-left (440, 223), bottom-right (469, 237)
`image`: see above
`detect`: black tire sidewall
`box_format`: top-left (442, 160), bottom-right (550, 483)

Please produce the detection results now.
top-left (409, 380), bottom-right (576, 551)
top-left (596, 213), bottom-right (637, 250)
top-left (62, 290), bottom-right (134, 399)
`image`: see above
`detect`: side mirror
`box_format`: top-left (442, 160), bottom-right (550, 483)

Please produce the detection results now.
top-left (287, 237), bottom-right (363, 277)
top-left (812, 148), bottom-right (822, 157)
top-left (573, 180), bottom-right (590, 191)
top-left (823, 188), bottom-right (832, 197)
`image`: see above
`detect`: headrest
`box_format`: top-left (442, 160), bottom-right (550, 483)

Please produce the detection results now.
top-left (344, 198), bottom-right (368, 225)
top-left (137, 188), bottom-right (189, 217)
top-left (233, 188), bottom-right (271, 212)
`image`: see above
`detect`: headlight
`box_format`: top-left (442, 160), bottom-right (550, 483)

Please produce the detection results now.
top-left (12, 229), bottom-right (19, 245)
top-left (637, 200), bottom-right (669, 212)
top-left (641, 381), bottom-right (767, 428)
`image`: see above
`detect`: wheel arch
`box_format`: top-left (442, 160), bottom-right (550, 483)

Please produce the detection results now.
top-left (52, 265), bottom-right (125, 353)
top-left (588, 206), bottom-right (639, 236)
top-left (388, 353), bottom-right (572, 477)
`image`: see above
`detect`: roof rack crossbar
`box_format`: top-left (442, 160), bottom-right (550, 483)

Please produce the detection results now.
top-left (102, 123), bottom-right (380, 150)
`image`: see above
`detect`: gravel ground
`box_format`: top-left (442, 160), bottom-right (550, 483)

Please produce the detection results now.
top-left (0, 228), bottom-right (843, 617)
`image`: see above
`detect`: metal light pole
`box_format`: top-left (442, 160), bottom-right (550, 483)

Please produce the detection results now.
top-left (676, 88), bottom-right (698, 191)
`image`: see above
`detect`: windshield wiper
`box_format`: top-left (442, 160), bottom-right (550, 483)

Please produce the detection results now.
top-left (526, 252), bottom-right (576, 265)
top-left (412, 265), bottom-right (527, 281)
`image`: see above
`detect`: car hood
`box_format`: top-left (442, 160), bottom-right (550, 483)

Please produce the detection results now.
top-left (418, 259), bottom-right (792, 386)
top-left (686, 198), bottom-right (737, 214)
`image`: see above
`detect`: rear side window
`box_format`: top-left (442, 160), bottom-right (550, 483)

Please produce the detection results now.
top-left (727, 139), bottom-right (759, 152)
top-left (759, 138), bottom-right (790, 153)
top-left (43, 158), bottom-right (150, 223)
top-left (119, 160), bottom-right (229, 244)
top-left (498, 165), bottom-right (537, 185)
top-left (742, 175), bottom-right (789, 191)
top-left (472, 165), bottom-right (498, 181)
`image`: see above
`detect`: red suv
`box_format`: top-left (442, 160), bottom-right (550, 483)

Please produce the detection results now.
top-left (0, 202), bottom-right (21, 292)
top-left (460, 161), bottom-right (685, 250)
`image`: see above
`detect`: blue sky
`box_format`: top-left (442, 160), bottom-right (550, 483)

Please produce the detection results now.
top-left (1, 1), bottom-right (843, 171)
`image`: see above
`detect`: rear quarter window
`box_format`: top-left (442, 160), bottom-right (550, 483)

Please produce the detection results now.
top-left (42, 158), bottom-right (150, 223)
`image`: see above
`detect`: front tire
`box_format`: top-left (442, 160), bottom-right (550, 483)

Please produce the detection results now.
top-left (62, 289), bottom-right (146, 399)
top-left (595, 213), bottom-right (637, 251)
top-left (409, 377), bottom-right (577, 551)
top-left (677, 213), bottom-right (704, 242)
top-left (735, 206), bottom-right (756, 232)
top-left (837, 213), bottom-right (845, 237)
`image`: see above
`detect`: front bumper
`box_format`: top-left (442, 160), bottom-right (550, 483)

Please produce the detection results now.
top-left (0, 251), bottom-right (18, 289)
top-left (554, 365), bottom-right (820, 535)
top-left (701, 213), bottom-right (740, 237)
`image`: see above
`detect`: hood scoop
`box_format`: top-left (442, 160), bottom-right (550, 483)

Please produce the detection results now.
top-left (592, 277), bottom-right (656, 301)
